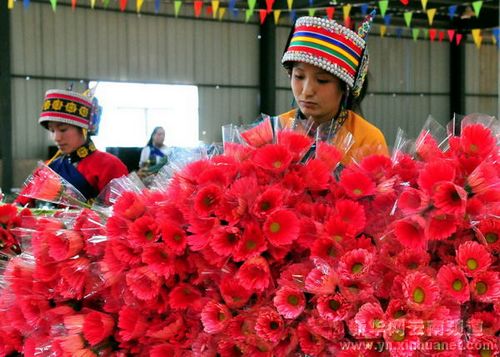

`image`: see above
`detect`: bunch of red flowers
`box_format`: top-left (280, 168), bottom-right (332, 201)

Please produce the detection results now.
top-left (0, 120), bottom-right (498, 356)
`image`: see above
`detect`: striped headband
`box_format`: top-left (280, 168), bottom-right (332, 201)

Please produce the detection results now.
top-left (282, 15), bottom-right (374, 97)
top-left (39, 89), bottom-right (93, 130)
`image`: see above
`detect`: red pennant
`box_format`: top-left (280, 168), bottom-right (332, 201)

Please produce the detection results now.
top-left (429, 28), bottom-right (437, 41)
top-left (455, 33), bottom-right (463, 45)
top-left (259, 9), bottom-right (267, 24)
top-left (400, 0), bottom-right (409, 4)
top-left (344, 16), bottom-right (352, 29)
top-left (438, 31), bottom-right (445, 42)
top-left (194, 0), bottom-right (203, 17)
top-left (447, 29), bottom-right (455, 42)
top-left (119, 0), bottom-right (127, 11)
top-left (71, 0), bottom-right (76, 9)
top-left (326, 7), bottom-right (335, 19)
top-left (206, 5), bottom-right (212, 15)
top-left (265, 0), bottom-right (274, 13)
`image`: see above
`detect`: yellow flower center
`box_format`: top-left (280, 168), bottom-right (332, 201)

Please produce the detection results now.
top-left (329, 299), bottom-right (341, 311)
top-left (218, 312), bottom-right (226, 321)
top-left (273, 161), bottom-right (282, 168)
top-left (245, 240), bottom-right (256, 250)
top-left (287, 295), bottom-right (299, 306)
top-left (475, 281), bottom-right (487, 295)
top-left (392, 329), bottom-right (405, 342)
top-left (485, 232), bottom-right (498, 244)
top-left (469, 144), bottom-right (478, 153)
top-left (479, 349), bottom-right (492, 357)
top-left (466, 258), bottom-right (478, 270)
top-left (413, 287), bottom-right (425, 303)
top-left (173, 233), bottom-right (182, 242)
top-left (270, 222), bottom-right (281, 233)
top-left (351, 263), bottom-right (363, 274)
top-left (332, 235), bottom-right (343, 242)
top-left (452, 279), bottom-right (463, 291)
top-left (353, 188), bottom-right (363, 196)
top-left (146, 231), bottom-right (154, 241)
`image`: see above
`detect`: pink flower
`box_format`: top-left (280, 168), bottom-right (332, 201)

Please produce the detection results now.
top-left (436, 264), bottom-right (470, 303)
top-left (113, 192), bottom-right (146, 221)
top-left (219, 276), bottom-right (252, 309)
top-left (141, 243), bottom-right (175, 279)
top-left (263, 209), bottom-right (300, 246)
top-left (160, 220), bottom-right (187, 255)
top-left (304, 266), bottom-right (337, 295)
top-left (393, 215), bottom-right (428, 250)
top-left (477, 218), bottom-right (500, 252)
top-left (200, 300), bottom-right (231, 334)
top-left (470, 271), bottom-right (500, 303)
top-left (254, 308), bottom-right (285, 343)
top-left (402, 272), bottom-right (440, 311)
top-left (126, 266), bottom-right (162, 301)
top-left (456, 241), bottom-right (492, 277)
top-left (297, 322), bottom-right (326, 355)
top-left (251, 186), bottom-right (285, 219)
top-left (433, 181), bottom-right (467, 216)
top-left (46, 229), bottom-right (84, 261)
top-left (338, 249), bottom-right (373, 279)
top-left (397, 187), bottom-right (430, 215)
top-left (273, 287), bottom-right (306, 319)
top-left (194, 184), bottom-right (222, 217)
top-left (129, 215), bottom-right (159, 247)
top-left (316, 293), bottom-right (352, 321)
top-left (353, 302), bottom-right (385, 338)
top-left (425, 210), bottom-right (458, 241)
top-left (236, 256), bottom-right (271, 292)
top-left (233, 222), bottom-right (267, 262)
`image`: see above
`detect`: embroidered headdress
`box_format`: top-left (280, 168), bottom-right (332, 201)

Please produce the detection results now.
top-left (282, 11), bottom-right (375, 98)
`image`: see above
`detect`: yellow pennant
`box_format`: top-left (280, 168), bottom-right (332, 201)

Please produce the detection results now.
top-left (380, 25), bottom-right (386, 37)
top-left (8, 0), bottom-right (14, 9)
top-left (287, 0), bottom-right (293, 10)
top-left (136, 0), bottom-right (144, 12)
top-left (218, 7), bottom-right (226, 20)
top-left (472, 29), bottom-right (482, 48)
top-left (421, 0), bottom-right (427, 10)
top-left (342, 3), bottom-right (351, 21)
top-left (492, 34), bottom-right (497, 45)
top-left (427, 8), bottom-right (436, 25)
top-left (90, 0), bottom-right (96, 8)
top-left (212, 0), bottom-right (219, 18)
top-left (274, 10), bottom-right (281, 24)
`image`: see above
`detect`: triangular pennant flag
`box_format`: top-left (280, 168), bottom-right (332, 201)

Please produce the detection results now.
top-left (212, 0), bottom-right (219, 17)
top-left (231, 7), bottom-right (239, 16)
top-left (342, 4), bottom-right (351, 21)
top-left (265, 0), bottom-right (274, 13)
top-left (248, 0), bottom-right (256, 12)
top-left (422, 28), bottom-right (428, 38)
top-left (71, 0), bottom-right (76, 9)
top-left (421, 0), bottom-right (427, 11)
top-left (119, 0), bottom-right (127, 11)
top-left (400, 0), bottom-right (408, 5)
top-left (344, 16), bottom-right (352, 29)
top-left (380, 25), bottom-right (387, 37)
top-left (491, 34), bottom-right (496, 46)
top-left (395, 27), bottom-right (403, 38)
top-left (412, 28), bottom-right (420, 41)
top-left (259, 9), bottom-right (267, 24)
top-left (404, 11), bottom-right (412, 27)
top-left (427, 8), bottom-right (436, 25)
top-left (287, 0), bottom-right (293, 10)
top-left (23, 0), bottom-right (30, 8)
top-left (194, 0), bottom-right (203, 17)
top-left (456, 33), bottom-right (463, 45)
top-left (206, 4), bottom-right (213, 15)
top-left (447, 29), bottom-right (455, 42)
top-left (103, 0), bottom-right (110, 7)
top-left (308, 8), bottom-right (316, 16)
top-left (472, 29), bottom-right (482, 48)
top-left (429, 28), bottom-right (437, 41)
top-left (493, 28), bottom-right (500, 45)
top-left (326, 7), bottom-right (335, 19)
top-left (154, 0), bottom-right (160, 13)
top-left (384, 14), bottom-right (391, 25)
top-left (90, 0), bottom-right (96, 8)
top-left (438, 30), bottom-right (445, 42)
top-left (378, 0), bottom-right (388, 17)
top-left (229, 0), bottom-right (236, 12)
top-left (218, 7), bottom-right (226, 19)
top-left (308, 0), bottom-right (313, 6)
top-left (360, 3), bottom-right (368, 16)
top-left (8, 0), bottom-right (14, 9)
top-left (273, 10), bottom-right (281, 23)
top-left (50, 0), bottom-right (57, 11)
top-left (448, 5), bottom-right (457, 19)
top-left (289, 9), bottom-right (297, 23)
top-left (136, 0), bottom-right (144, 12)
top-left (174, 0), bottom-right (182, 16)
top-left (245, 8), bottom-right (253, 22)
top-left (472, 1), bottom-right (482, 17)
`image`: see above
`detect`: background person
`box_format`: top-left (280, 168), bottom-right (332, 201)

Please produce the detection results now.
top-left (138, 126), bottom-right (170, 176)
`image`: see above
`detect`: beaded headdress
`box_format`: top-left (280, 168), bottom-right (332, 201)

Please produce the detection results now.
top-left (282, 12), bottom-right (375, 98)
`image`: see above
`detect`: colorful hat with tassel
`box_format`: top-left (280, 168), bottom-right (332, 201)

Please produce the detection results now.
top-left (39, 89), bottom-right (93, 130)
top-left (282, 11), bottom-right (376, 98)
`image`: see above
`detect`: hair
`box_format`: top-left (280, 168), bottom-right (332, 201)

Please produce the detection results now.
top-left (147, 126), bottom-right (164, 147)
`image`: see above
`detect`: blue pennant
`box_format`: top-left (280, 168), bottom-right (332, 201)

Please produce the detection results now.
top-left (448, 5), bottom-right (457, 19)
top-left (360, 3), bottom-right (369, 16)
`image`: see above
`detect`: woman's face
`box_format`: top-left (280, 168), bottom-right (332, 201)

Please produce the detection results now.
top-left (152, 128), bottom-right (165, 147)
top-left (291, 62), bottom-right (344, 125)
top-left (47, 122), bottom-right (86, 155)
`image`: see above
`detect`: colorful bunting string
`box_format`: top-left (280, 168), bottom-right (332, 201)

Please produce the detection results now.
top-left (404, 11), bottom-right (413, 27)
top-left (378, 0), bottom-right (388, 17)
top-left (472, 0), bottom-right (482, 17)
top-left (427, 8), bottom-right (436, 26)
top-left (273, 9), bottom-right (281, 23)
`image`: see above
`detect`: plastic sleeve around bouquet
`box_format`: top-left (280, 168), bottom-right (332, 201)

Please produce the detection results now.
top-left (236, 114), bottom-right (274, 148)
top-left (18, 162), bottom-right (89, 209)
top-left (315, 123), bottom-right (354, 168)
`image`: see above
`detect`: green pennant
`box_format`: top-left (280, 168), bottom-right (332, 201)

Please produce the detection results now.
top-left (378, 0), bottom-right (388, 17)
top-left (245, 8), bottom-right (253, 22)
top-left (308, 8), bottom-right (316, 16)
top-left (174, 0), bottom-right (182, 16)
top-left (422, 28), bottom-right (428, 38)
top-left (50, 0), bottom-right (57, 11)
top-left (412, 28), bottom-right (420, 41)
top-left (247, 0), bottom-right (256, 12)
top-left (102, 0), bottom-right (110, 8)
top-left (404, 11), bottom-right (413, 27)
top-left (472, 0), bottom-right (482, 17)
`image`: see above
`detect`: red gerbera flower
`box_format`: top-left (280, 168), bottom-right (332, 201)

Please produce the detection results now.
top-left (194, 184), bottom-right (222, 217)
top-left (425, 210), bottom-right (458, 241)
top-left (466, 160), bottom-right (498, 195)
top-left (57, 257), bottom-right (91, 300)
top-left (395, 249), bottom-right (430, 273)
top-left (129, 215), bottom-right (159, 248)
top-left (273, 287), bottom-right (306, 319)
top-left (277, 130), bottom-right (314, 163)
top-left (252, 144), bottom-right (293, 173)
top-left (113, 191), bottom-right (146, 221)
top-left (233, 222), bottom-right (267, 262)
top-left (338, 249), bottom-right (373, 279)
top-left (169, 283), bottom-right (202, 310)
top-left (433, 181), bottom-right (467, 216)
top-left (353, 302), bottom-right (385, 338)
top-left (416, 132), bottom-right (445, 162)
top-left (240, 117), bottom-right (273, 147)
top-left (83, 311), bottom-right (115, 346)
top-left (254, 307), bottom-right (286, 343)
top-left (338, 278), bottom-right (375, 302)
top-left (393, 215), bottom-right (428, 250)
top-left (0, 204), bottom-right (18, 226)
top-left (397, 187), bottom-right (430, 215)
top-left (46, 229), bottom-right (84, 261)
top-left (219, 275), bottom-right (252, 309)
top-left (470, 271), bottom-right (500, 303)
top-left (334, 199), bottom-right (366, 235)
top-left (236, 256), bottom-right (271, 292)
top-left (300, 159), bottom-right (332, 191)
top-left (315, 141), bottom-right (342, 171)
top-left (393, 152), bottom-right (418, 184)
top-left (210, 225), bottom-right (240, 257)
top-left (460, 123), bottom-right (496, 158)
top-left (108, 240), bottom-right (142, 266)
top-left (476, 218), bottom-right (500, 252)
top-left (316, 293), bottom-right (352, 321)
top-left (263, 209), bottom-right (300, 246)
top-left (436, 264), bottom-right (470, 303)
top-left (201, 300), bottom-right (231, 334)
top-left (466, 335), bottom-right (499, 357)
top-left (456, 241), bottom-right (492, 277)
top-left (141, 243), bottom-right (175, 279)
top-left (468, 311), bottom-right (499, 336)
top-left (118, 306), bottom-right (148, 341)
top-left (402, 272), bottom-right (440, 311)
top-left (339, 168), bottom-right (376, 199)
top-left (125, 266), bottom-right (162, 301)
top-left (297, 322), bottom-right (326, 356)
top-left (304, 265), bottom-right (338, 295)
top-left (417, 160), bottom-right (456, 195)
top-left (251, 186), bottom-right (285, 219)
top-left (105, 216), bottom-right (130, 240)
top-left (361, 154), bottom-right (393, 181)
top-left (159, 220), bottom-right (187, 256)
top-left (322, 217), bottom-right (355, 246)
top-left (310, 237), bottom-right (344, 263)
